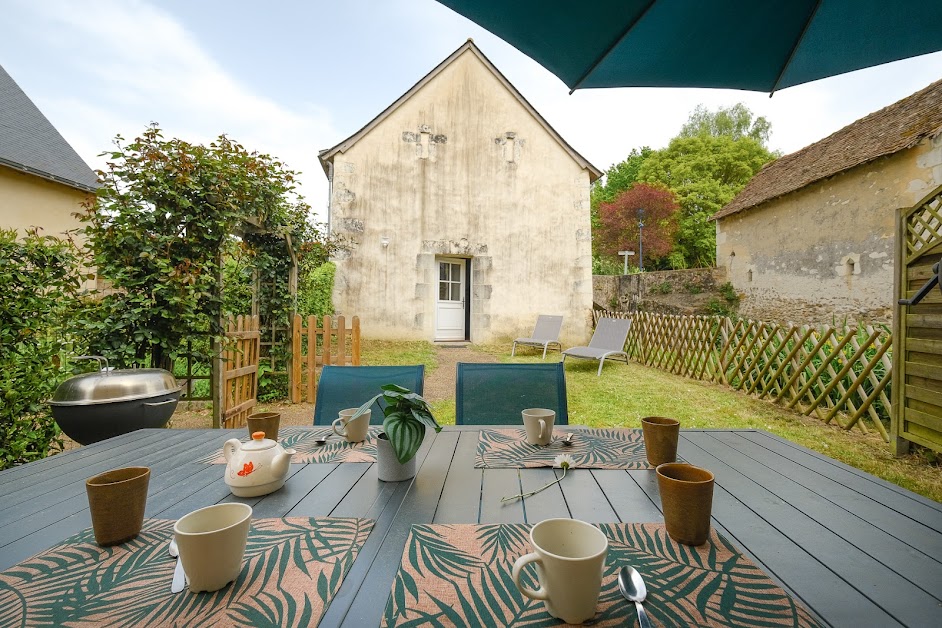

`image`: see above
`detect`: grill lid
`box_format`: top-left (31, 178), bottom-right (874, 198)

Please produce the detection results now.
top-left (51, 357), bottom-right (182, 406)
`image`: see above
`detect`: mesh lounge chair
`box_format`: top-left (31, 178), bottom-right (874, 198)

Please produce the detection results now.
top-left (511, 315), bottom-right (563, 359)
top-left (455, 362), bottom-right (568, 425)
top-left (313, 365), bottom-right (425, 426)
top-left (562, 317), bottom-right (632, 376)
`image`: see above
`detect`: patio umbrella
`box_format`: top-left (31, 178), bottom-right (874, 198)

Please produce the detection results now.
top-left (434, 0), bottom-right (942, 93)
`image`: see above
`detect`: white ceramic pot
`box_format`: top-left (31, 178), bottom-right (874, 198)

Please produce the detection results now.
top-left (376, 434), bottom-right (417, 482)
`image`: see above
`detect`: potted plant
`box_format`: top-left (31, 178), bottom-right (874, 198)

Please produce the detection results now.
top-left (351, 384), bottom-right (441, 481)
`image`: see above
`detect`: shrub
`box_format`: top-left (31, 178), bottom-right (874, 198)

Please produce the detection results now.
top-left (651, 282), bottom-right (673, 295)
top-left (0, 229), bottom-right (86, 469)
top-left (298, 261), bottom-right (335, 316)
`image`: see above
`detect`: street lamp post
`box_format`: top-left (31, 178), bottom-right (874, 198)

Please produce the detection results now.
top-left (637, 208), bottom-right (645, 271)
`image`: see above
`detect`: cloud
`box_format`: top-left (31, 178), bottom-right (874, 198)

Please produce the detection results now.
top-left (6, 0), bottom-right (336, 219)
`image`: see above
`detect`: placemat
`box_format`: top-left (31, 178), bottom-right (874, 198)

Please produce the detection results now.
top-left (0, 516), bottom-right (374, 627)
top-left (383, 523), bottom-right (821, 627)
top-left (475, 428), bottom-right (684, 469)
top-left (200, 426), bottom-right (380, 465)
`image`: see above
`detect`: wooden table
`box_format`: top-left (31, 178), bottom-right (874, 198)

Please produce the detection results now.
top-left (1, 426), bottom-right (940, 627)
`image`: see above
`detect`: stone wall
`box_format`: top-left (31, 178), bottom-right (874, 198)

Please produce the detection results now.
top-left (593, 267), bottom-right (727, 315)
top-left (715, 138), bottom-right (942, 327)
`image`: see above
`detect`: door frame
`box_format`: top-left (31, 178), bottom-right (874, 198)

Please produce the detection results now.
top-left (434, 256), bottom-right (471, 341)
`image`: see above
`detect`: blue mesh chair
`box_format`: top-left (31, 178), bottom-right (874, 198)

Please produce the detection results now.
top-left (313, 365), bottom-right (425, 426)
top-left (455, 362), bottom-right (568, 425)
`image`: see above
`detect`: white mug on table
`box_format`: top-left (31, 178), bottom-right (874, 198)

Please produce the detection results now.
top-left (522, 408), bottom-right (555, 446)
top-left (512, 518), bottom-right (608, 624)
top-left (333, 408), bottom-right (371, 443)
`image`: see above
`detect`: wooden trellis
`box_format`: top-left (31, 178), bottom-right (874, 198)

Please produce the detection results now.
top-left (290, 315), bottom-right (361, 403)
top-left (893, 183), bottom-right (942, 454)
top-left (216, 315), bottom-right (260, 429)
top-left (602, 310), bottom-right (893, 440)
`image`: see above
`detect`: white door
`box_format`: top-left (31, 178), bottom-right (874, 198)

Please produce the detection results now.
top-left (435, 258), bottom-right (466, 341)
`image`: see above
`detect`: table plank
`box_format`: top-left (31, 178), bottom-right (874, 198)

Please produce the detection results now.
top-left (683, 431), bottom-right (939, 627)
top-left (593, 469), bottom-right (663, 523)
top-left (433, 431), bottom-right (482, 523)
top-left (558, 468), bottom-right (620, 522)
top-left (519, 467), bottom-right (570, 521)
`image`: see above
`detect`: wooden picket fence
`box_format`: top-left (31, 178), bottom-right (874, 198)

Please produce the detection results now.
top-left (219, 315), bottom-right (260, 429)
top-left (290, 315), bottom-right (361, 403)
top-left (595, 310), bottom-right (893, 441)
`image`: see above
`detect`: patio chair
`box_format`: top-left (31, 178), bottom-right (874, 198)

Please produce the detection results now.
top-left (313, 365), bottom-right (425, 426)
top-left (455, 362), bottom-right (568, 425)
top-left (562, 317), bottom-right (632, 376)
top-left (511, 315), bottom-right (563, 359)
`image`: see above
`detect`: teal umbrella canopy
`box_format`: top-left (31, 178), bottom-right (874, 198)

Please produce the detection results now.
top-left (435, 0), bottom-right (942, 93)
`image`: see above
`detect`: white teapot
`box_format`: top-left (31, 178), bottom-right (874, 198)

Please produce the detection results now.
top-left (223, 431), bottom-right (296, 497)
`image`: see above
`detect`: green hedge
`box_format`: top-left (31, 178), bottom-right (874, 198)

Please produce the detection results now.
top-left (298, 261), bottom-right (335, 317)
top-left (0, 229), bottom-right (86, 469)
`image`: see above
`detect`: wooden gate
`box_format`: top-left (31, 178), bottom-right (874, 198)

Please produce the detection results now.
top-left (215, 315), bottom-right (260, 429)
top-left (290, 315), bottom-right (360, 403)
top-left (893, 184), bottom-right (942, 454)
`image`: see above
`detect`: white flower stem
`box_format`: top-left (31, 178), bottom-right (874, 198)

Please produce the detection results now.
top-left (501, 466), bottom-right (569, 503)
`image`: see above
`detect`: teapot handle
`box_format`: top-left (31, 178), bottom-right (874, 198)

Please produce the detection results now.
top-left (223, 438), bottom-right (242, 462)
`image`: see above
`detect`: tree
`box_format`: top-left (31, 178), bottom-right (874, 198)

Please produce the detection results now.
top-left (679, 102), bottom-right (772, 146)
top-left (639, 129), bottom-right (777, 267)
top-left (596, 183), bottom-right (679, 269)
top-left (81, 124), bottom-right (314, 369)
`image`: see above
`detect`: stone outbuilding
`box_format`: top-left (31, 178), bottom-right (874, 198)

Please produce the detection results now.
top-left (713, 78), bottom-right (942, 326)
top-left (0, 64), bottom-right (98, 238)
top-left (318, 40), bottom-right (601, 344)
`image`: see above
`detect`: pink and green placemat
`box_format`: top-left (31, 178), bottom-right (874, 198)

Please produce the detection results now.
top-left (383, 523), bottom-right (821, 627)
top-left (0, 516), bottom-right (373, 627)
top-left (475, 428), bottom-right (685, 469)
top-left (200, 426), bottom-right (380, 465)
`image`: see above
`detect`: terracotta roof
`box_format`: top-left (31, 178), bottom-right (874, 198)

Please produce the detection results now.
top-left (0, 64), bottom-right (98, 192)
top-left (713, 77), bottom-right (942, 221)
top-left (318, 39), bottom-right (601, 181)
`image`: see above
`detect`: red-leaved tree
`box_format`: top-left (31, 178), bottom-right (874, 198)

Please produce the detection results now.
top-left (596, 183), bottom-right (679, 267)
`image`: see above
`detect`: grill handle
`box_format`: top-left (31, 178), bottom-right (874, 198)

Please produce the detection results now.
top-left (73, 355), bottom-right (110, 372)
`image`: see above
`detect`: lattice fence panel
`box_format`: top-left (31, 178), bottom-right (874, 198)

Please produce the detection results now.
top-left (598, 309), bottom-right (892, 440)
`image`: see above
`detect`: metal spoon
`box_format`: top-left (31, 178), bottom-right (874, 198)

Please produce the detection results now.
top-left (618, 566), bottom-right (652, 628)
top-left (313, 433), bottom-right (332, 446)
top-left (169, 538), bottom-right (186, 593)
top-left (562, 432), bottom-right (574, 447)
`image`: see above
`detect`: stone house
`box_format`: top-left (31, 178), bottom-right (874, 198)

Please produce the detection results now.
top-left (318, 40), bottom-right (601, 344)
top-left (0, 64), bottom-right (98, 238)
top-left (713, 78), bottom-right (942, 326)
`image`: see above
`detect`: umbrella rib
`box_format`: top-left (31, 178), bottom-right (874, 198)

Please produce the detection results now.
top-left (769, 0), bottom-right (823, 95)
top-left (569, 0), bottom-right (659, 93)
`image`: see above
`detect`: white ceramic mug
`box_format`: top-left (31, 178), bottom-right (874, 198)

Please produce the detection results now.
top-left (173, 503), bottom-right (252, 593)
top-left (512, 518), bottom-right (608, 624)
top-left (522, 408), bottom-right (555, 446)
top-left (332, 408), bottom-right (371, 443)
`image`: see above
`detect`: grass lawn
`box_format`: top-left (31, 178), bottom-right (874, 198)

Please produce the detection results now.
top-left (364, 339), bottom-right (941, 503)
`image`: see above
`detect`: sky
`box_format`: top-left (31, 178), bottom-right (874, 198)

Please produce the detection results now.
top-left (3, 0), bottom-right (942, 222)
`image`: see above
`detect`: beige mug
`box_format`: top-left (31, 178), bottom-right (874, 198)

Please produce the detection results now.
top-left (512, 518), bottom-right (608, 624)
top-left (174, 503), bottom-right (252, 593)
top-left (333, 408), bottom-right (371, 443)
top-left (522, 408), bottom-right (555, 446)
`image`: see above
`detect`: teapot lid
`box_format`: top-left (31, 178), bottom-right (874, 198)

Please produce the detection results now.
top-left (242, 431), bottom-right (276, 451)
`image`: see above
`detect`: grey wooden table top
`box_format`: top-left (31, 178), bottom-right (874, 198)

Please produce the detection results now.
top-left (1, 426), bottom-right (940, 627)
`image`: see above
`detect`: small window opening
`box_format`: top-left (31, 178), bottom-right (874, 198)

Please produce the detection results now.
top-left (846, 258), bottom-right (855, 275)
top-left (747, 269), bottom-right (753, 282)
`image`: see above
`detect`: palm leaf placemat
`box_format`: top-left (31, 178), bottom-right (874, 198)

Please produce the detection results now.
top-left (200, 426), bottom-right (380, 464)
top-left (383, 523), bottom-right (820, 627)
top-left (475, 428), bottom-right (684, 469)
top-left (0, 517), bottom-right (374, 627)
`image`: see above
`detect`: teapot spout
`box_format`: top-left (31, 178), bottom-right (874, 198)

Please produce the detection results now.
top-left (272, 449), bottom-right (295, 477)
